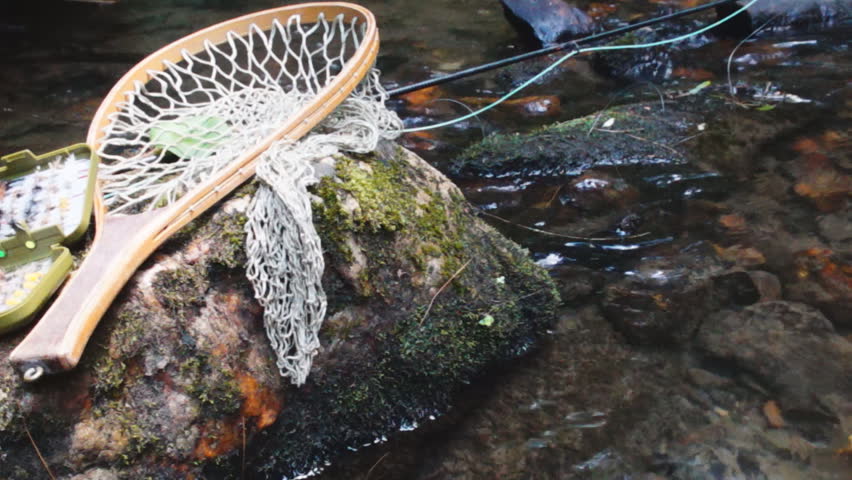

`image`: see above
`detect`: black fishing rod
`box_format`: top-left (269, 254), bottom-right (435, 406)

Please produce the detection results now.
top-left (387, 0), bottom-right (740, 96)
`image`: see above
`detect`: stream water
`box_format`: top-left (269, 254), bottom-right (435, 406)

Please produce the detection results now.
top-left (1, 1), bottom-right (849, 479)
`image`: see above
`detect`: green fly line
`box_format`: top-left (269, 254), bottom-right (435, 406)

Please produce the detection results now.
top-left (401, 0), bottom-right (761, 133)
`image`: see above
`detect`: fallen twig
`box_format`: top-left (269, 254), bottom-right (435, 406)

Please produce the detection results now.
top-left (364, 451), bottom-right (391, 480)
top-left (23, 421), bottom-right (56, 480)
top-left (241, 416), bottom-right (246, 480)
top-left (544, 184), bottom-right (563, 208)
top-left (621, 132), bottom-right (681, 155)
top-left (672, 132), bottom-right (705, 146)
top-left (479, 210), bottom-right (650, 242)
top-left (593, 128), bottom-right (644, 134)
top-left (420, 259), bottom-right (472, 325)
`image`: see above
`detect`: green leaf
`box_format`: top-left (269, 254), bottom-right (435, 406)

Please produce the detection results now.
top-left (148, 115), bottom-right (231, 159)
top-left (478, 314), bottom-right (495, 327)
top-left (756, 104), bottom-right (776, 111)
top-left (686, 80), bottom-right (712, 96)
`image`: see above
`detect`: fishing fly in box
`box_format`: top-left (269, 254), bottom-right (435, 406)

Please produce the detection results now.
top-left (0, 228), bottom-right (73, 335)
top-left (0, 144), bottom-right (99, 333)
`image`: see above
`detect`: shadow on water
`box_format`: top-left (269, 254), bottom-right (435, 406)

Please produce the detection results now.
top-left (1, 0), bottom-right (850, 478)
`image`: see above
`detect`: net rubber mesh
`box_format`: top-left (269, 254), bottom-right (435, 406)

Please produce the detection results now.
top-left (96, 13), bottom-right (402, 385)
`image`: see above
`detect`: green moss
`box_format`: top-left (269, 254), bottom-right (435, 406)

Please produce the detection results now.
top-left (122, 416), bottom-right (159, 461)
top-left (93, 357), bottom-right (127, 397)
top-left (89, 308), bottom-right (147, 397)
top-left (0, 382), bottom-right (22, 435)
top-left (313, 154), bottom-right (412, 250)
top-left (168, 182), bottom-right (256, 255)
top-left (168, 216), bottom-right (204, 246)
top-left (179, 353), bottom-right (241, 417)
top-left (413, 195), bottom-right (468, 276)
top-left (253, 255), bottom-right (559, 476)
top-left (546, 108), bottom-right (636, 134)
top-left (9, 467), bottom-right (31, 479)
top-left (419, 242), bottom-right (442, 258)
top-left (314, 147), bottom-right (472, 292)
top-left (241, 145), bottom-right (562, 478)
top-left (153, 267), bottom-right (209, 315)
top-left (207, 211), bottom-right (249, 269)
top-left (88, 399), bottom-right (160, 465)
top-left (396, 258), bottom-right (557, 387)
top-left (452, 103), bottom-right (688, 178)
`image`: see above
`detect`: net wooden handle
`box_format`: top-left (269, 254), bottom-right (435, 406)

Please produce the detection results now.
top-left (9, 209), bottom-right (165, 376)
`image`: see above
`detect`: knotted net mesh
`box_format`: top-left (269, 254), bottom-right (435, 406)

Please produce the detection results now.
top-left (246, 71), bottom-right (400, 384)
top-left (95, 13), bottom-right (401, 385)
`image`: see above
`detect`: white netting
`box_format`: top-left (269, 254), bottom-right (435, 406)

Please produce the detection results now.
top-left (246, 70), bottom-right (401, 384)
top-left (96, 13), bottom-right (401, 385)
top-left (98, 13), bottom-right (369, 213)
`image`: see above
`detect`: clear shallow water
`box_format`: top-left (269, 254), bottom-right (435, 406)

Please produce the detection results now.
top-left (1, 1), bottom-right (849, 479)
top-left (0, 0), bottom-right (617, 154)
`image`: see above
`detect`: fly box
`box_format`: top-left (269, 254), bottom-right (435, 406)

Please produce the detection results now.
top-left (0, 144), bottom-right (99, 333)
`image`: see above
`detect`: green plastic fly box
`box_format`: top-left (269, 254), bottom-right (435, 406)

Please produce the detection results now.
top-left (0, 144), bottom-right (99, 334)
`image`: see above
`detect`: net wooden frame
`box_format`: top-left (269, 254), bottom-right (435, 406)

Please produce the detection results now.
top-left (10, 2), bottom-right (380, 381)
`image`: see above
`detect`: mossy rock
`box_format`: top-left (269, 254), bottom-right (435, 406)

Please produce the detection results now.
top-left (0, 144), bottom-right (559, 479)
top-left (452, 93), bottom-right (825, 182)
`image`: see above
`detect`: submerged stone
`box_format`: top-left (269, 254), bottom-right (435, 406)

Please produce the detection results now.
top-left (601, 252), bottom-right (765, 344)
top-left (696, 301), bottom-right (852, 416)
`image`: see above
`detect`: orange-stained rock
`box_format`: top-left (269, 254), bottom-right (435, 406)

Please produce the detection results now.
top-left (787, 249), bottom-right (852, 327)
top-left (458, 95), bottom-right (562, 117)
top-left (194, 419), bottom-right (242, 460)
top-left (790, 130), bottom-right (851, 212)
top-left (401, 131), bottom-right (439, 152)
top-left (504, 95), bottom-right (562, 116)
top-left (566, 170), bottom-right (639, 211)
top-left (237, 372), bottom-right (283, 429)
top-left (793, 137), bottom-right (822, 154)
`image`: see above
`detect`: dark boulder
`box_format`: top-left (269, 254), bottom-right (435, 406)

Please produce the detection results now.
top-left (500, 0), bottom-right (594, 46)
top-left (0, 145), bottom-right (560, 479)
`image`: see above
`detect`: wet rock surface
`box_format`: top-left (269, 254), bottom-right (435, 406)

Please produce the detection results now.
top-left (499, 0), bottom-right (594, 46)
top-left (602, 253), bottom-right (744, 345)
top-left (0, 145), bottom-right (560, 479)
